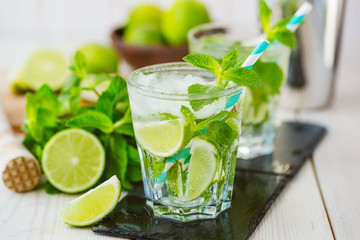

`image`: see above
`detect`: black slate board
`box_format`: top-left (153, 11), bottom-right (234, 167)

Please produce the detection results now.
top-left (92, 122), bottom-right (326, 240)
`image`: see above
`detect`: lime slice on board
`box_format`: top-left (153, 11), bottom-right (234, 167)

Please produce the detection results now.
top-left (134, 119), bottom-right (191, 157)
top-left (58, 175), bottom-right (121, 226)
top-left (42, 128), bottom-right (105, 193)
top-left (184, 138), bottom-right (217, 201)
top-left (23, 49), bottom-right (70, 91)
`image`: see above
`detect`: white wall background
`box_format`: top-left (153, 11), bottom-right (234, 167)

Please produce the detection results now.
top-left (0, 0), bottom-right (262, 67)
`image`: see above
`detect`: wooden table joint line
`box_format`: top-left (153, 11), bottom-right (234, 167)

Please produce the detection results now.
top-left (309, 157), bottom-right (336, 240)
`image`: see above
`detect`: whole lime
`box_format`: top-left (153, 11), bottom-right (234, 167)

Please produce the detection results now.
top-left (123, 24), bottom-right (165, 46)
top-left (78, 44), bottom-right (119, 74)
top-left (128, 4), bottom-right (163, 28)
top-left (162, 0), bottom-right (210, 46)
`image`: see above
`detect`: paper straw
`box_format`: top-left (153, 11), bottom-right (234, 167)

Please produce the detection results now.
top-left (241, 40), bottom-right (270, 69)
top-left (286, 2), bottom-right (313, 32)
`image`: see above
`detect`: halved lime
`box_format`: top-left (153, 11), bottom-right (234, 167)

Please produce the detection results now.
top-left (42, 128), bottom-right (105, 193)
top-left (184, 138), bottom-right (217, 201)
top-left (166, 161), bottom-right (184, 199)
top-left (58, 175), bottom-right (121, 226)
top-left (23, 49), bottom-right (70, 91)
top-left (134, 119), bottom-right (191, 157)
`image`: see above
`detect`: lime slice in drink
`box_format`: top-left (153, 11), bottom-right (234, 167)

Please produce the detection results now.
top-left (22, 49), bottom-right (70, 91)
top-left (134, 119), bottom-right (191, 157)
top-left (42, 129), bottom-right (105, 193)
top-left (58, 175), bottom-right (121, 226)
top-left (184, 138), bottom-right (217, 201)
top-left (166, 161), bottom-right (184, 199)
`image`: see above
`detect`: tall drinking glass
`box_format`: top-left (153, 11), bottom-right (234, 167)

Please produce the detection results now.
top-left (127, 62), bottom-right (245, 221)
top-left (188, 23), bottom-right (291, 159)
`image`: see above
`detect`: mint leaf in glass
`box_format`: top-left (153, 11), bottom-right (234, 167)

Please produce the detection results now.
top-left (221, 49), bottom-right (239, 73)
top-left (180, 105), bottom-right (196, 129)
top-left (183, 49), bottom-right (261, 111)
top-left (252, 60), bottom-right (283, 96)
top-left (187, 83), bottom-right (227, 111)
top-left (222, 67), bottom-right (262, 88)
top-left (183, 53), bottom-right (221, 76)
top-left (159, 112), bottom-right (179, 120)
top-left (194, 111), bottom-right (229, 132)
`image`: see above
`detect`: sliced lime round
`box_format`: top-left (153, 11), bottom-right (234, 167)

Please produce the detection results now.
top-left (134, 119), bottom-right (192, 157)
top-left (23, 49), bottom-right (70, 91)
top-left (58, 175), bottom-right (121, 226)
top-left (42, 128), bottom-right (105, 193)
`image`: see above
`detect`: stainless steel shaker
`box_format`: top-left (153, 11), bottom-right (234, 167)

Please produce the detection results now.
top-left (279, 0), bottom-right (346, 109)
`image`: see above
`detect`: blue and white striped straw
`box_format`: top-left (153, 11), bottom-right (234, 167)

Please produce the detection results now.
top-left (286, 2), bottom-right (313, 32)
top-left (241, 40), bottom-right (270, 69)
top-left (153, 40), bottom-right (271, 188)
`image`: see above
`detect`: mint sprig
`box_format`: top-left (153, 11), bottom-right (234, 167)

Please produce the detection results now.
top-left (259, 0), bottom-right (296, 49)
top-left (183, 49), bottom-right (261, 111)
top-left (23, 51), bottom-right (141, 192)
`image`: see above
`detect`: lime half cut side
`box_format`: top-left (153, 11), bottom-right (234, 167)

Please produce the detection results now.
top-left (23, 49), bottom-right (70, 91)
top-left (184, 138), bottom-right (217, 201)
top-left (42, 128), bottom-right (105, 193)
top-left (134, 119), bottom-right (191, 157)
top-left (58, 175), bottom-right (121, 226)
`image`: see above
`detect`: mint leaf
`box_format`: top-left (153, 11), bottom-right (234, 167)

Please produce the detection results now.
top-left (126, 145), bottom-right (142, 182)
top-left (58, 76), bottom-right (82, 114)
top-left (273, 17), bottom-right (291, 28)
top-left (222, 68), bottom-right (262, 88)
top-left (187, 83), bottom-right (227, 111)
top-left (115, 123), bottom-right (135, 137)
top-left (66, 111), bottom-right (113, 133)
top-left (260, 0), bottom-right (272, 33)
top-left (25, 85), bottom-right (62, 142)
top-left (221, 49), bottom-right (239, 72)
top-left (204, 121), bottom-right (238, 157)
top-left (159, 112), bottom-right (179, 120)
top-left (253, 60), bottom-right (283, 96)
top-left (71, 51), bottom-right (87, 79)
top-left (103, 134), bottom-right (133, 190)
top-left (180, 105), bottom-right (195, 129)
top-left (194, 111), bottom-right (229, 132)
top-left (183, 54), bottom-right (221, 76)
top-left (44, 181), bottom-right (61, 194)
top-left (96, 75), bottom-right (127, 119)
top-left (272, 28), bottom-right (297, 49)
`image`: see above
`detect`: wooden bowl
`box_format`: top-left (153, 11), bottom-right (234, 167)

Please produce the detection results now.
top-left (111, 28), bottom-right (189, 69)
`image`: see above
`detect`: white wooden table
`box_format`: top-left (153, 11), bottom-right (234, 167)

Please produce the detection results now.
top-left (1, 0), bottom-right (360, 239)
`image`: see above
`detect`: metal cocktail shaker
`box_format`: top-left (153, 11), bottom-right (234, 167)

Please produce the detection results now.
top-left (279, 0), bottom-right (346, 109)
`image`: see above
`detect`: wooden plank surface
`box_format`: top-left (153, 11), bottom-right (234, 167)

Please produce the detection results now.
top-left (251, 161), bottom-right (334, 240)
top-left (302, 2), bottom-right (360, 237)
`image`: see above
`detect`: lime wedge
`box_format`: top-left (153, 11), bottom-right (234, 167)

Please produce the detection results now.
top-left (166, 161), bottom-right (184, 199)
top-left (134, 119), bottom-right (191, 157)
top-left (58, 175), bottom-right (121, 226)
top-left (23, 49), bottom-right (70, 91)
top-left (42, 129), bottom-right (105, 193)
top-left (184, 138), bottom-right (217, 201)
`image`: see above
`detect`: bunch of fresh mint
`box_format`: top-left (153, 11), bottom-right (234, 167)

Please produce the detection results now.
top-left (23, 52), bottom-right (141, 193)
top-left (183, 49), bottom-right (262, 111)
top-left (260, 0), bottom-right (296, 49)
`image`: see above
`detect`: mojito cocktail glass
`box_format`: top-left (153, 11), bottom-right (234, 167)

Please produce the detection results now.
top-left (127, 62), bottom-right (245, 221)
top-left (188, 23), bottom-right (291, 159)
